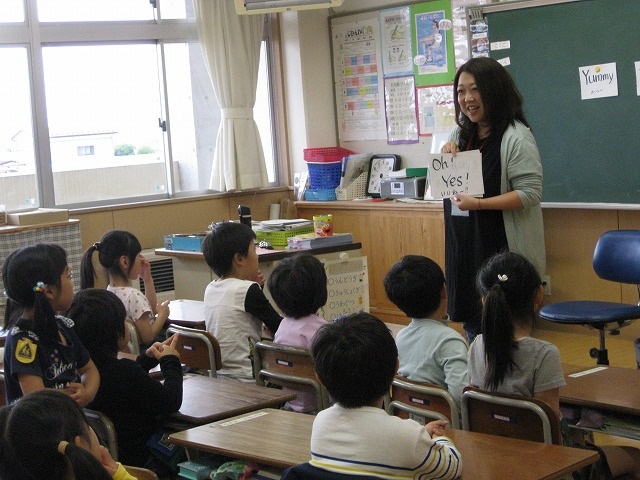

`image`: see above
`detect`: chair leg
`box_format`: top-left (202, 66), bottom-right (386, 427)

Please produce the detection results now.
top-left (589, 330), bottom-right (609, 365)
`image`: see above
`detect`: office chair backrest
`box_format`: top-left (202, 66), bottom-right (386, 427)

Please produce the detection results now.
top-left (461, 386), bottom-right (562, 445)
top-left (84, 408), bottom-right (118, 460)
top-left (387, 376), bottom-right (461, 429)
top-left (253, 341), bottom-right (330, 411)
top-left (281, 462), bottom-right (385, 480)
top-left (166, 324), bottom-right (222, 377)
top-left (593, 230), bottom-right (640, 285)
top-left (125, 319), bottom-right (141, 355)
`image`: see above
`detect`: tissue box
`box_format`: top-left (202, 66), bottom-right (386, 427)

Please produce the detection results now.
top-left (164, 233), bottom-right (207, 251)
top-left (7, 208), bottom-right (69, 226)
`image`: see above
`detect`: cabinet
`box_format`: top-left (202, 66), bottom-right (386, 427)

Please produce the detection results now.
top-left (296, 201), bottom-right (445, 324)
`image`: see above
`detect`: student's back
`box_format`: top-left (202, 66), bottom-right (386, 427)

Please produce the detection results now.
top-left (384, 255), bottom-right (468, 408)
top-left (67, 288), bottom-right (183, 467)
top-left (309, 313), bottom-right (461, 480)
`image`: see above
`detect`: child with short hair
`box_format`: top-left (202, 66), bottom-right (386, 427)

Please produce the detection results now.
top-left (267, 254), bottom-right (327, 412)
top-left (384, 255), bottom-right (468, 408)
top-left (0, 389), bottom-right (136, 480)
top-left (2, 243), bottom-right (99, 406)
top-left (81, 230), bottom-right (169, 346)
top-left (309, 312), bottom-right (462, 479)
top-left (202, 222), bottom-right (281, 381)
top-left (66, 288), bottom-right (183, 467)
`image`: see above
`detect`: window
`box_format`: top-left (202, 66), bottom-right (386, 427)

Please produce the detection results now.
top-left (0, 0), bottom-right (279, 210)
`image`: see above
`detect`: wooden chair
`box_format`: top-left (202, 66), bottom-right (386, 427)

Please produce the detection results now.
top-left (166, 324), bottom-right (222, 377)
top-left (84, 408), bottom-right (119, 460)
top-left (386, 376), bottom-right (460, 429)
top-left (461, 386), bottom-right (562, 445)
top-left (125, 319), bottom-right (141, 356)
top-left (253, 341), bottom-right (330, 411)
top-left (123, 466), bottom-right (159, 480)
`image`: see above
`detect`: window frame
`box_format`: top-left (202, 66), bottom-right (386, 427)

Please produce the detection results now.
top-left (0, 1), bottom-right (284, 211)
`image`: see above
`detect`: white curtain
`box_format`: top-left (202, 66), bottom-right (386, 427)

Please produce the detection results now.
top-left (194, 0), bottom-right (268, 192)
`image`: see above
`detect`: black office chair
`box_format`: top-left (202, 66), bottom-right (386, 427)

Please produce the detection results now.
top-left (539, 230), bottom-right (640, 365)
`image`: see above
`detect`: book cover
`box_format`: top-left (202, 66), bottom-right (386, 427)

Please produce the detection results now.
top-left (287, 233), bottom-right (353, 250)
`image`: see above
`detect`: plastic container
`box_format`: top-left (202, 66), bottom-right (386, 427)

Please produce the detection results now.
top-left (304, 188), bottom-right (337, 201)
top-left (307, 161), bottom-right (342, 189)
top-left (255, 225), bottom-right (314, 246)
top-left (304, 147), bottom-right (354, 163)
top-left (336, 171), bottom-right (368, 200)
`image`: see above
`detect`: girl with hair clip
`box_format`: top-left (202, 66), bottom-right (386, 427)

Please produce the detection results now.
top-left (467, 251), bottom-right (564, 414)
top-left (0, 389), bottom-right (137, 480)
top-left (80, 230), bottom-right (170, 346)
top-left (2, 243), bottom-right (99, 406)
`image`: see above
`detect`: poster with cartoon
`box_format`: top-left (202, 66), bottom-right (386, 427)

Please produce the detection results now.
top-left (411, 0), bottom-right (455, 87)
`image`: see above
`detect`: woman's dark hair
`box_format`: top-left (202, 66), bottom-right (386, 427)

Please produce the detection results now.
top-left (66, 288), bottom-right (126, 366)
top-left (384, 255), bottom-right (444, 319)
top-left (267, 254), bottom-right (327, 318)
top-left (80, 230), bottom-right (142, 289)
top-left (201, 222), bottom-right (256, 277)
top-left (476, 251), bottom-right (542, 391)
top-left (311, 312), bottom-right (397, 408)
top-left (453, 57), bottom-right (530, 148)
top-left (0, 389), bottom-right (112, 480)
top-left (2, 243), bottom-right (67, 338)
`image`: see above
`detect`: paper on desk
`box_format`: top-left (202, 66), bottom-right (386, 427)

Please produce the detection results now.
top-left (568, 366), bottom-right (608, 378)
top-left (426, 150), bottom-right (484, 200)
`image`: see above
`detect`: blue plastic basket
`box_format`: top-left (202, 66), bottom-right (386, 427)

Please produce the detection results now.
top-left (307, 161), bottom-right (342, 189)
top-left (305, 188), bottom-right (337, 201)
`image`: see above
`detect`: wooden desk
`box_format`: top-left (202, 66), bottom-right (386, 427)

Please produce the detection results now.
top-left (169, 408), bottom-right (598, 479)
top-left (167, 299), bottom-right (205, 329)
top-left (172, 376), bottom-right (296, 426)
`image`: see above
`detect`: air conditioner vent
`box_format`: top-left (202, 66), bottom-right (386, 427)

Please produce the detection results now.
top-left (139, 257), bottom-right (174, 294)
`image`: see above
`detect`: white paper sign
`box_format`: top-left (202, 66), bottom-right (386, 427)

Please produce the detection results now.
top-left (635, 61), bottom-right (640, 96)
top-left (427, 150), bottom-right (484, 200)
top-left (579, 62), bottom-right (618, 100)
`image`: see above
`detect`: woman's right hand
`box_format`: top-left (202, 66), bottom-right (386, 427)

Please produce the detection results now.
top-left (441, 141), bottom-right (460, 155)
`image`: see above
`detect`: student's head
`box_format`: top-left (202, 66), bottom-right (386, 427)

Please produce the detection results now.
top-left (0, 389), bottom-right (112, 480)
top-left (2, 243), bottom-right (71, 336)
top-left (311, 312), bottom-right (397, 408)
top-left (453, 57), bottom-right (528, 138)
top-left (267, 254), bottom-right (327, 319)
top-left (384, 255), bottom-right (445, 319)
top-left (476, 251), bottom-right (543, 390)
top-left (80, 230), bottom-right (142, 289)
top-left (66, 288), bottom-right (127, 365)
top-left (201, 222), bottom-right (257, 278)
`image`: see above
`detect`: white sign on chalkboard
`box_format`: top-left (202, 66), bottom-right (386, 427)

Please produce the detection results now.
top-left (426, 150), bottom-right (484, 200)
top-left (319, 256), bottom-right (369, 321)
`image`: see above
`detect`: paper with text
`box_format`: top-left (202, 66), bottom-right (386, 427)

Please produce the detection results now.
top-left (426, 150), bottom-right (484, 200)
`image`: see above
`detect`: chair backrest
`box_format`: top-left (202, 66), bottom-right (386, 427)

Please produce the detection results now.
top-left (125, 319), bottom-right (141, 355)
top-left (461, 386), bottom-right (562, 445)
top-left (253, 341), bottom-right (330, 411)
top-left (281, 462), bottom-right (385, 480)
top-left (84, 408), bottom-right (118, 460)
top-left (387, 376), bottom-right (460, 429)
top-left (166, 324), bottom-right (221, 377)
top-left (123, 466), bottom-right (159, 480)
top-left (593, 230), bottom-right (640, 286)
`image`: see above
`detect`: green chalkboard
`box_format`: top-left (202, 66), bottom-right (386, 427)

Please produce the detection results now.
top-left (485, 0), bottom-right (640, 205)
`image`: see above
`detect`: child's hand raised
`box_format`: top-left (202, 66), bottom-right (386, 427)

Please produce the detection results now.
top-left (426, 419), bottom-right (449, 437)
top-left (146, 333), bottom-right (181, 360)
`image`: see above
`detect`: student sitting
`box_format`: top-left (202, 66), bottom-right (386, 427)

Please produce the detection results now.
top-left (0, 389), bottom-right (136, 480)
top-left (66, 288), bottom-right (183, 468)
top-left (384, 255), bottom-right (468, 409)
top-left (267, 254), bottom-right (328, 413)
top-left (309, 312), bottom-right (462, 479)
top-left (202, 222), bottom-right (282, 382)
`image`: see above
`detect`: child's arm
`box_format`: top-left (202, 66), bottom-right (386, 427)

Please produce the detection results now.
top-left (135, 300), bottom-right (170, 345)
top-left (534, 387), bottom-right (560, 415)
top-left (17, 373), bottom-right (46, 396)
top-left (139, 256), bottom-right (158, 314)
top-left (66, 359), bottom-right (100, 407)
top-left (245, 283), bottom-right (282, 337)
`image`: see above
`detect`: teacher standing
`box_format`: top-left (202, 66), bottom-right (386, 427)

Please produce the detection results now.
top-left (441, 57), bottom-right (545, 343)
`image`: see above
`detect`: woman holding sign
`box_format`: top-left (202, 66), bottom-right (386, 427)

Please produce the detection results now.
top-left (441, 57), bottom-right (544, 343)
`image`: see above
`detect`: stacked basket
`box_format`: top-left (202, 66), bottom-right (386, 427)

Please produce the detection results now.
top-left (304, 147), bottom-right (353, 201)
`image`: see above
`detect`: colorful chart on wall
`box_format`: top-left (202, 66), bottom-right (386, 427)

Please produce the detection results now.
top-left (411, 0), bottom-right (456, 87)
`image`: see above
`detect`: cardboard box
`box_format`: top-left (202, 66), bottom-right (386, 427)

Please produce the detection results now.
top-left (7, 208), bottom-right (69, 226)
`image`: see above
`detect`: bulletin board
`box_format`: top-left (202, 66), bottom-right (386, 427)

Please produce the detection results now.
top-left (319, 256), bottom-right (369, 321)
top-left (483, 0), bottom-right (640, 205)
